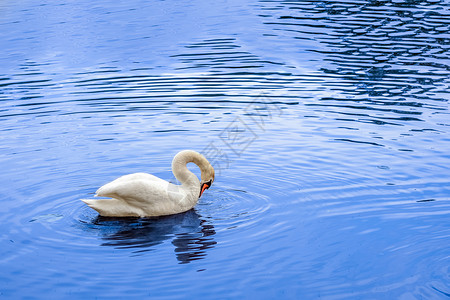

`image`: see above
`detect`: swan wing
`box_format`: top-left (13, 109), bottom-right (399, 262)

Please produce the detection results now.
top-left (99, 172), bottom-right (166, 187)
top-left (97, 177), bottom-right (170, 204)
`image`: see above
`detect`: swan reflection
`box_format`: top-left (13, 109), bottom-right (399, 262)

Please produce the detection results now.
top-left (93, 209), bottom-right (216, 264)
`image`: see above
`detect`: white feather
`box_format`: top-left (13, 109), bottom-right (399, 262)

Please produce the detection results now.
top-left (82, 150), bottom-right (215, 217)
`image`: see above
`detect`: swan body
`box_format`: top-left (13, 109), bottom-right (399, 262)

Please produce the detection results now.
top-left (82, 150), bottom-right (215, 217)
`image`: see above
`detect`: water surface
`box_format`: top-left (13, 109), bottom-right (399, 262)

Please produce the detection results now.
top-left (0, 0), bottom-right (449, 298)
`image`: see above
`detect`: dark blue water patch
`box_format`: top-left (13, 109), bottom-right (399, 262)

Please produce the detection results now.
top-left (79, 210), bottom-right (217, 262)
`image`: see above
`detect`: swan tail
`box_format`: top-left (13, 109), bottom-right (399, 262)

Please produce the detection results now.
top-left (81, 198), bottom-right (113, 216)
top-left (81, 199), bottom-right (102, 212)
top-left (81, 198), bottom-right (97, 207)
top-left (81, 198), bottom-right (143, 217)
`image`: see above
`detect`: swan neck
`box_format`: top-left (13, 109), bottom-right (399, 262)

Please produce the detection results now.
top-left (172, 150), bottom-right (206, 186)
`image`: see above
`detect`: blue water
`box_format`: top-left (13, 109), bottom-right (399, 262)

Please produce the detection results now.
top-left (1, 0), bottom-right (449, 298)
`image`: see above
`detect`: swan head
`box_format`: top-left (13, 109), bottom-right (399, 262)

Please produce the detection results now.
top-left (199, 164), bottom-right (215, 198)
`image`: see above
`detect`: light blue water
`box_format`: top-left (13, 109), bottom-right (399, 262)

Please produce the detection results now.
top-left (1, 0), bottom-right (449, 298)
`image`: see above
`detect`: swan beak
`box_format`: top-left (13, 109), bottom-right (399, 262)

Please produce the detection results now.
top-left (199, 181), bottom-right (211, 198)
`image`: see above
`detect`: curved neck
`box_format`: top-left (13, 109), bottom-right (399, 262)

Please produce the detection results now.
top-left (171, 150), bottom-right (208, 186)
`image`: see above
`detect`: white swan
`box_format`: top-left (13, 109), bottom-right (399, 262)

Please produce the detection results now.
top-left (82, 150), bottom-right (215, 217)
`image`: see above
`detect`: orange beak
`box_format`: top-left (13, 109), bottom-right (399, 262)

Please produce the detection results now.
top-left (199, 181), bottom-right (211, 198)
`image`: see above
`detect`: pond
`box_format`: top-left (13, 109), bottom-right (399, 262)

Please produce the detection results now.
top-left (0, 0), bottom-right (449, 298)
